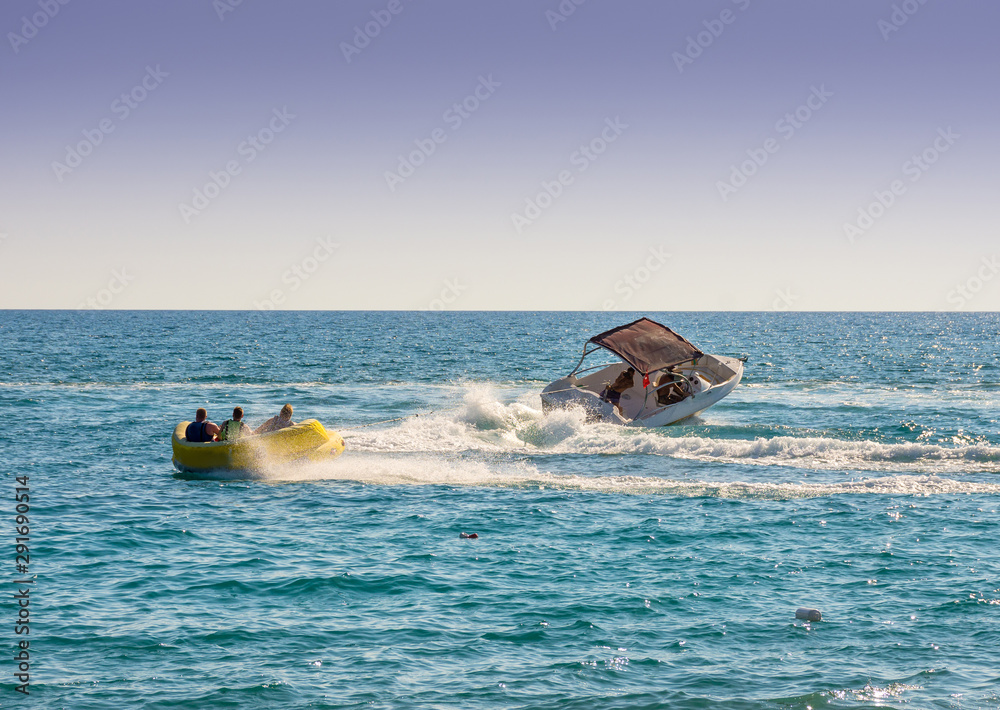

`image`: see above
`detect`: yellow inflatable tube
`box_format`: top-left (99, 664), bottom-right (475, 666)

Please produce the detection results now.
top-left (172, 418), bottom-right (345, 473)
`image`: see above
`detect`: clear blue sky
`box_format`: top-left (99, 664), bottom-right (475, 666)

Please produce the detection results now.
top-left (1, 0), bottom-right (997, 310)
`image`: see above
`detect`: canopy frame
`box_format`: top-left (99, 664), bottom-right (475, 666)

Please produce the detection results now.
top-left (569, 317), bottom-right (703, 379)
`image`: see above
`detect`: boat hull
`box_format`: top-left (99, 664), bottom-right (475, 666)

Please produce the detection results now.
top-left (541, 354), bottom-right (743, 427)
top-left (171, 418), bottom-right (345, 473)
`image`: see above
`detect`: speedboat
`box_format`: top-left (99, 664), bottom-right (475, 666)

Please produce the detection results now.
top-left (171, 419), bottom-right (345, 473)
top-left (540, 317), bottom-right (744, 427)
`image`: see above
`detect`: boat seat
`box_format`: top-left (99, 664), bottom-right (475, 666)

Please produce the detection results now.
top-left (617, 386), bottom-right (649, 420)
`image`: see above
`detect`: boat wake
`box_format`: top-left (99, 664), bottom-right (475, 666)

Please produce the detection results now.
top-left (187, 454), bottom-right (1000, 499)
top-left (343, 386), bottom-right (1000, 475)
top-left (178, 386), bottom-right (1000, 496)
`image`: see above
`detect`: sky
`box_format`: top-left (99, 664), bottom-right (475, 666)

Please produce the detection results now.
top-left (1, 0), bottom-right (997, 311)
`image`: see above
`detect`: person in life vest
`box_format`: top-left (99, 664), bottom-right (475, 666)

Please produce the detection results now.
top-left (254, 403), bottom-right (296, 434)
top-left (217, 406), bottom-right (252, 442)
top-left (185, 408), bottom-right (221, 442)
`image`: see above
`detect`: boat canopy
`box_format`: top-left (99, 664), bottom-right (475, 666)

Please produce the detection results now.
top-left (587, 317), bottom-right (703, 375)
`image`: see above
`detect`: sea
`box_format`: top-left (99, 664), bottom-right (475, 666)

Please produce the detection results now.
top-left (2, 310), bottom-right (999, 709)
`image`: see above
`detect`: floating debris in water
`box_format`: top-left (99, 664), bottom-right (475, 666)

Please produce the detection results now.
top-left (796, 607), bottom-right (822, 621)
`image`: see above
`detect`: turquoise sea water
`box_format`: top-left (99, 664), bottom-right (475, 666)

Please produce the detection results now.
top-left (2, 311), bottom-right (999, 709)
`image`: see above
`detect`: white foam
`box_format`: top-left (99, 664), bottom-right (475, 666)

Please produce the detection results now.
top-left (194, 457), bottom-right (1000, 499)
top-left (553, 431), bottom-right (1000, 472)
top-left (183, 451), bottom-right (537, 488)
top-left (344, 386), bottom-right (1000, 474)
top-left (178, 386), bottom-right (1000, 495)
